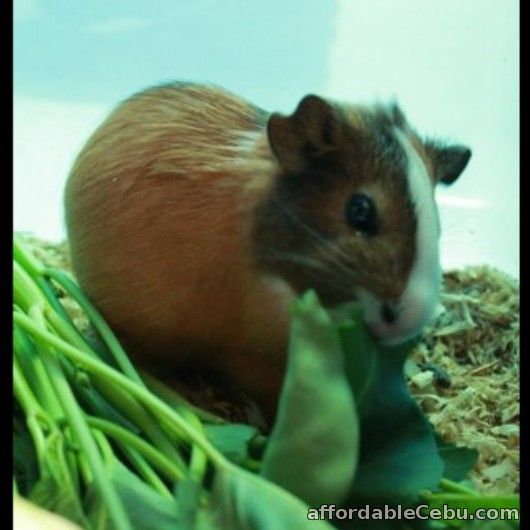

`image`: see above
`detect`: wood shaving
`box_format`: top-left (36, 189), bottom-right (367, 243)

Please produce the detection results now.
top-left (410, 266), bottom-right (519, 495)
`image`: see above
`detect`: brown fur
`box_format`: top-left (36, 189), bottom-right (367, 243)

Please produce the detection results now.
top-left (65, 83), bottom-right (466, 423)
top-left (254, 98), bottom-right (417, 305)
top-left (66, 84), bottom-right (290, 420)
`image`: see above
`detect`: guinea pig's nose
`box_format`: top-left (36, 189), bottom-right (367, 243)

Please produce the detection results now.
top-left (381, 303), bottom-right (398, 325)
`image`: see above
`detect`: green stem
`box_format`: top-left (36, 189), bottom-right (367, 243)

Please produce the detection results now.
top-left (13, 355), bottom-right (46, 417)
top-left (39, 276), bottom-right (72, 318)
top-left (13, 238), bottom-right (79, 333)
top-left (16, 242), bottom-right (193, 469)
top-left (46, 307), bottom-right (98, 357)
top-left (13, 234), bottom-right (44, 277)
top-left (120, 447), bottom-right (173, 498)
top-left (86, 416), bottom-right (185, 482)
top-left (179, 408), bottom-right (209, 483)
top-left (48, 306), bottom-right (175, 449)
top-left (14, 323), bottom-right (64, 420)
top-left (52, 432), bottom-right (83, 513)
top-left (77, 451), bottom-right (93, 486)
top-left (27, 311), bottom-right (133, 530)
top-left (13, 358), bottom-right (49, 463)
top-left (64, 429), bottom-right (81, 495)
top-left (15, 311), bottom-right (226, 468)
top-left (13, 261), bottom-right (48, 312)
top-left (44, 268), bottom-right (144, 386)
top-left (88, 374), bottom-right (187, 469)
top-left (14, 357), bottom-right (87, 524)
top-left (439, 478), bottom-right (479, 496)
top-left (140, 370), bottom-right (226, 425)
top-left (92, 429), bottom-right (116, 465)
top-left (425, 492), bottom-right (519, 503)
top-left (47, 301), bottom-right (186, 467)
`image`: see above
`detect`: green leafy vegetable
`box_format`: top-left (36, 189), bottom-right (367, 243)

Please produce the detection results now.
top-left (210, 464), bottom-right (336, 530)
top-left (204, 424), bottom-right (260, 465)
top-left (435, 437), bottom-right (479, 483)
top-left (13, 234), bottom-right (518, 530)
top-left (82, 457), bottom-right (187, 530)
top-left (261, 290), bottom-right (360, 507)
top-left (13, 235), bottom-right (335, 530)
top-left (339, 310), bottom-right (445, 505)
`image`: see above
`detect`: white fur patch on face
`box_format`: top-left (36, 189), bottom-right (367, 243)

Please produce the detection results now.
top-left (360, 128), bottom-right (442, 344)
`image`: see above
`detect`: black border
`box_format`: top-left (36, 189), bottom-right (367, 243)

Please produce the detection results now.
top-left (8, 1), bottom-right (15, 528)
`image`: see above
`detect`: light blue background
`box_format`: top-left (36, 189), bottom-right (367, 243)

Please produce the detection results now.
top-left (14, 0), bottom-right (519, 277)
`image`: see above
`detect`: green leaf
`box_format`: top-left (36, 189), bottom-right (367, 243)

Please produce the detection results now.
top-left (426, 493), bottom-right (519, 528)
top-left (28, 434), bottom-right (89, 528)
top-left (204, 424), bottom-right (259, 464)
top-left (261, 291), bottom-right (360, 507)
top-left (210, 463), bottom-right (337, 530)
top-left (29, 477), bottom-right (88, 529)
top-left (435, 437), bottom-right (479, 483)
top-left (86, 460), bottom-right (180, 530)
top-left (175, 478), bottom-right (203, 530)
top-left (339, 310), bottom-right (444, 505)
top-left (97, 450), bottom-right (339, 530)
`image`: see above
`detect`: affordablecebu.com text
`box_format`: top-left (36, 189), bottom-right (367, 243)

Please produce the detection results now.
top-left (308, 504), bottom-right (519, 522)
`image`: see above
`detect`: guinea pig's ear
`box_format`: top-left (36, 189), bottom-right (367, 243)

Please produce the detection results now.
top-left (267, 95), bottom-right (341, 172)
top-left (424, 140), bottom-right (472, 185)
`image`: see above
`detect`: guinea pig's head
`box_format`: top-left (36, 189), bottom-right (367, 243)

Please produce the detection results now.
top-left (254, 94), bottom-right (471, 345)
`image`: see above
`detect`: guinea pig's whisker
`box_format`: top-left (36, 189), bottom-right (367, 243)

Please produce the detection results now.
top-left (259, 249), bottom-right (328, 274)
top-left (316, 248), bottom-right (362, 285)
top-left (260, 251), bottom-right (329, 273)
top-left (272, 199), bottom-right (357, 279)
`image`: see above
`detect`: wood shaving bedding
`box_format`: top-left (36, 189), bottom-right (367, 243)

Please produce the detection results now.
top-left (17, 234), bottom-right (520, 494)
top-left (408, 266), bottom-right (519, 494)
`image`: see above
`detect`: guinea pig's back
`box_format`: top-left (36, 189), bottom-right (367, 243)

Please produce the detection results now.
top-left (64, 83), bottom-right (290, 397)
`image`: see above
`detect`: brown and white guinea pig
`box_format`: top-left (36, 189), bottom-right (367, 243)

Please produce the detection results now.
top-left (64, 82), bottom-right (471, 420)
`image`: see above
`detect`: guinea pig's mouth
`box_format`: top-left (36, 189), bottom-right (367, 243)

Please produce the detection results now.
top-left (356, 287), bottom-right (441, 346)
top-left (371, 327), bottom-right (422, 346)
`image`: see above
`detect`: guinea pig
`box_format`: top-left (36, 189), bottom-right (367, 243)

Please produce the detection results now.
top-left (64, 82), bottom-right (471, 421)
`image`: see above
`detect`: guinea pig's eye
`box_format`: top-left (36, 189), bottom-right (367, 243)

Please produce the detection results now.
top-left (345, 193), bottom-right (378, 236)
